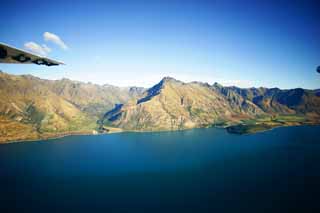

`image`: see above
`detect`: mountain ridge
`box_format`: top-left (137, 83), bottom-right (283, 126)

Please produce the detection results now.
top-left (0, 71), bottom-right (144, 143)
top-left (0, 71), bottom-right (319, 143)
top-left (101, 76), bottom-right (320, 133)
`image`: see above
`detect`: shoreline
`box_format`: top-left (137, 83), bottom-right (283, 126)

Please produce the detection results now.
top-left (226, 122), bottom-right (320, 135)
top-left (1, 123), bottom-right (320, 144)
top-left (0, 130), bottom-right (122, 145)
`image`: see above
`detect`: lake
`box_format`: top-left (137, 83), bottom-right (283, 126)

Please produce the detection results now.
top-left (1, 126), bottom-right (320, 212)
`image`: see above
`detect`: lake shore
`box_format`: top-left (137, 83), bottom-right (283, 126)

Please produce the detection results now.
top-left (2, 122), bottom-right (320, 144)
top-left (226, 121), bottom-right (320, 135)
top-left (0, 130), bottom-right (121, 144)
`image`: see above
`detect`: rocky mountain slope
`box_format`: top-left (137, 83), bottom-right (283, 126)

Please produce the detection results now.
top-left (102, 77), bottom-right (320, 132)
top-left (1, 71), bottom-right (319, 143)
top-left (0, 71), bottom-right (144, 142)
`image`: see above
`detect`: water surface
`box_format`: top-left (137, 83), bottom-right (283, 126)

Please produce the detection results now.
top-left (1, 126), bottom-right (320, 212)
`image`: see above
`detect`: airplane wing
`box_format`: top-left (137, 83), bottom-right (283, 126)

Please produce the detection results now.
top-left (0, 42), bottom-right (65, 66)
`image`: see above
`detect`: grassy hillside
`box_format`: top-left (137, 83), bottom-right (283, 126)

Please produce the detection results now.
top-left (1, 71), bottom-right (319, 143)
top-left (0, 71), bottom-right (144, 143)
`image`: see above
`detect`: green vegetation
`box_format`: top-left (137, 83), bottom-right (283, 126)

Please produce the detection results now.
top-left (25, 104), bottom-right (45, 125)
top-left (272, 115), bottom-right (307, 123)
top-left (227, 115), bottom-right (310, 134)
top-left (67, 115), bottom-right (98, 132)
top-left (227, 124), bottom-right (272, 134)
top-left (212, 119), bottom-right (228, 127)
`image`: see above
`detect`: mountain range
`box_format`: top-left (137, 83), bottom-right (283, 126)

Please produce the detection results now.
top-left (0, 71), bottom-right (144, 143)
top-left (101, 77), bottom-right (320, 132)
top-left (1, 71), bottom-right (319, 143)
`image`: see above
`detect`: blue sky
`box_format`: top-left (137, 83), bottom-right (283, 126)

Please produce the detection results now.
top-left (1, 0), bottom-right (319, 89)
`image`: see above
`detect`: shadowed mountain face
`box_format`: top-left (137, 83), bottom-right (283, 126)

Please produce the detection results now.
top-left (102, 77), bottom-right (320, 131)
top-left (224, 86), bottom-right (320, 115)
top-left (0, 71), bottom-right (144, 142)
top-left (0, 71), bottom-right (319, 143)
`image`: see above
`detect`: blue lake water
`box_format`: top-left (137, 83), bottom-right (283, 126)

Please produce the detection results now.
top-left (1, 126), bottom-right (320, 212)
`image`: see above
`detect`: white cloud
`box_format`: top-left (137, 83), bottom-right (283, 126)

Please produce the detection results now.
top-left (43, 32), bottom-right (68, 50)
top-left (218, 79), bottom-right (253, 88)
top-left (24, 42), bottom-right (51, 56)
top-left (41, 44), bottom-right (51, 53)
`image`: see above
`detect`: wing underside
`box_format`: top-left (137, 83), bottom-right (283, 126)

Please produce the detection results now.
top-left (0, 43), bottom-right (64, 66)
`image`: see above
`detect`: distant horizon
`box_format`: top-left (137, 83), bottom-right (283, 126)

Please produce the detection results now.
top-left (1, 69), bottom-right (319, 90)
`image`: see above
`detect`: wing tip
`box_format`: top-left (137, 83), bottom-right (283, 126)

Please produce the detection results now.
top-left (1, 42), bottom-right (66, 66)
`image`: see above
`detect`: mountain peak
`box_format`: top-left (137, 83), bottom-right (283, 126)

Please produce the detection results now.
top-left (162, 76), bottom-right (177, 82)
top-left (213, 82), bottom-right (223, 88)
top-left (161, 76), bottom-right (183, 85)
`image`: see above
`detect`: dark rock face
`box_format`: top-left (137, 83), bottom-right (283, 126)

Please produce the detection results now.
top-left (137, 79), bottom-right (165, 104)
top-left (277, 88), bottom-right (305, 107)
